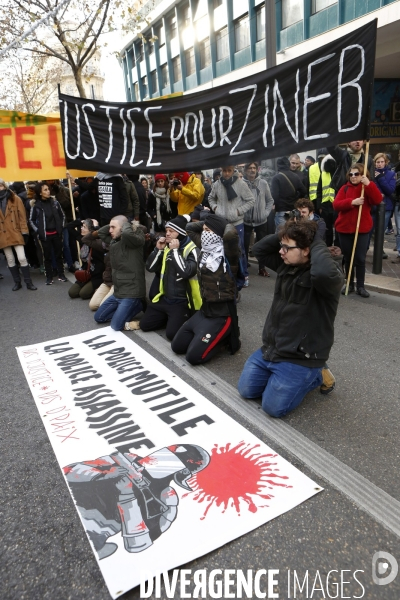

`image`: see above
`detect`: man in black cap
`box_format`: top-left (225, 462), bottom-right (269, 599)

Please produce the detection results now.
top-left (139, 215), bottom-right (201, 340)
top-left (172, 213), bottom-right (240, 364)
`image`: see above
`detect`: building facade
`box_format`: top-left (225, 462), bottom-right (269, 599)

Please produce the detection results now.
top-left (120, 0), bottom-right (400, 157)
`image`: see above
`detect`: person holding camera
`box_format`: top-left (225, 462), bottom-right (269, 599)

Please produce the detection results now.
top-left (0, 179), bottom-right (37, 291)
top-left (238, 218), bottom-right (343, 417)
top-left (293, 198), bottom-right (326, 241)
top-left (169, 172), bottom-right (205, 216)
top-left (140, 215), bottom-right (201, 340)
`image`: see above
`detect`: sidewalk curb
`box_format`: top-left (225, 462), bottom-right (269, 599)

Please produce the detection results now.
top-left (248, 258), bottom-right (400, 298)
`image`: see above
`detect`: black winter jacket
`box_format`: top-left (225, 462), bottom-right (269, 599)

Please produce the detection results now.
top-left (252, 234), bottom-right (343, 368)
top-left (327, 146), bottom-right (375, 192)
top-left (146, 237), bottom-right (199, 302)
top-left (29, 197), bottom-right (65, 241)
top-left (270, 170), bottom-right (306, 212)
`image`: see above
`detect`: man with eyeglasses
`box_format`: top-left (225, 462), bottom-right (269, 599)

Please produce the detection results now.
top-left (237, 219), bottom-right (343, 418)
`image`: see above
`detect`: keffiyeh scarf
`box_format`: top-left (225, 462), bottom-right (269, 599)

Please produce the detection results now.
top-left (200, 230), bottom-right (225, 273)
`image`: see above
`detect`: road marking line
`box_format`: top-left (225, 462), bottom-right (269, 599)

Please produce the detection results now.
top-left (135, 330), bottom-right (400, 538)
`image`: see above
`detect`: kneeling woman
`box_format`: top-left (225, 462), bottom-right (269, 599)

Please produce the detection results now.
top-left (68, 219), bottom-right (105, 300)
top-left (171, 214), bottom-right (240, 365)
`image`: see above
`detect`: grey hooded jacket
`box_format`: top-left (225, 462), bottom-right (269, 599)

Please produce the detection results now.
top-left (243, 176), bottom-right (274, 227)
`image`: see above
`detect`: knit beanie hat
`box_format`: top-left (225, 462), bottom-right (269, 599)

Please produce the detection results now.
top-left (317, 148), bottom-right (328, 158)
top-left (204, 213), bottom-right (227, 238)
top-left (0, 179), bottom-right (9, 189)
top-left (277, 157), bottom-right (290, 171)
top-left (190, 207), bottom-right (202, 221)
top-left (174, 172), bottom-right (190, 186)
top-left (305, 155), bottom-right (315, 163)
top-left (165, 214), bottom-right (190, 239)
top-left (155, 174), bottom-right (166, 184)
top-left (213, 169), bottom-right (221, 181)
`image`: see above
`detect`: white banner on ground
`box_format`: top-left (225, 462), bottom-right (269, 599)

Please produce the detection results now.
top-left (17, 327), bottom-right (322, 598)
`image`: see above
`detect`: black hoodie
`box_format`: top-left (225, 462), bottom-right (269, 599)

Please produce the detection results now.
top-left (270, 157), bottom-right (306, 212)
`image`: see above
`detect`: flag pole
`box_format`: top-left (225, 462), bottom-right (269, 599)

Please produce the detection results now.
top-left (67, 172), bottom-right (82, 266)
top-left (344, 140), bottom-right (370, 296)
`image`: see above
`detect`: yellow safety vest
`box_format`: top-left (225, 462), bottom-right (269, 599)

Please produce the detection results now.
top-left (321, 171), bottom-right (335, 204)
top-left (308, 163), bottom-right (321, 201)
top-left (152, 241), bottom-right (202, 310)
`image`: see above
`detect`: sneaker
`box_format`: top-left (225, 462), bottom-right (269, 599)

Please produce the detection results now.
top-left (68, 265), bottom-right (77, 273)
top-left (124, 321), bottom-right (141, 331)
top-left (243, 277), bottom-right (249, 288)
top-left (341, 282), bottom-right (355, 295)
top-left (58, 275), bottom-right (68, 282)
top-left (40, 265), bottom-right (45, 274)
top-left (320, 366), bottom-right (335, 395)
top-left (356, 287), bottom-right (370, 298)
top-left (258, 267), bottom-right (270, 277)
top-left (385, 229), bottom-right (394, 235)
top-left (73, 261), bottom-right (81, 270)
top-left (391, 256), bottom-right (400, 263)
top-left (46, 278), bottom-right (53, 285)
top-left (383, 252), bottom-right (388, 259)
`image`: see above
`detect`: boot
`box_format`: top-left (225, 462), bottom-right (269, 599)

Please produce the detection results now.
top-left (9, 265), bottom-right (22, 291)
top-left (21, 265), bottom-right (37, 291)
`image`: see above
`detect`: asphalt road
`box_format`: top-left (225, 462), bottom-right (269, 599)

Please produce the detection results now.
top-left (1, 255), bottom-right (400, 600)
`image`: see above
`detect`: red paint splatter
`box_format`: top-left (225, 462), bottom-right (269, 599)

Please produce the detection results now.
top-left (134, 520), bottom-right (147, 531)
top-left (185, 442), bottom-right (292, 520)
top-left (137, 456), bottom-right (158, 466)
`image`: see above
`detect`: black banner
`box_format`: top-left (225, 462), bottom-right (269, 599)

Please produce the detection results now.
top-left (59, 20), bottom-right (377, 174)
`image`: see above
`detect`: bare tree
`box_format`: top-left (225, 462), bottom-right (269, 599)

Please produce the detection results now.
top-left (0, 0), bottom-right (148, 98)
top-left (0, 52), bottom-right (63, 113)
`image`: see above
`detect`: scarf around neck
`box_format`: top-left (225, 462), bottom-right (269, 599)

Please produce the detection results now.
top-left (200, 230), bottom-right (225, 273)
top-left (154, 186), bottom-right (171, 225)
top-left (220, 176), bottom-right (238, 200)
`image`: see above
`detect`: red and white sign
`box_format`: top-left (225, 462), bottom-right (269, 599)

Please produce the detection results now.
top-left (17, 327), bottom-right (322, 598)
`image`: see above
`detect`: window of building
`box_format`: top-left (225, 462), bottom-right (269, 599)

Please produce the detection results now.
top-left (155, 23), bottom-right (165, 46)
top-left (199, 37), bottom-right (211, 69)
top-left (213, 0), bottom-right (223, 8)
top-left (172, 56), bottom-right (181, 82)
top-left (150, 70), bottom-right (158, 94)
top-left (185, 47), bottom-right (195, 76)
top-left (133, 82), bottom-right (139, 101)
top-left (161, 64), bottom-right (169, 88)
top-left (234, 14), bottom-right (250, 52)
top-left (312, 0), bottom-right (337, 12)
top-left (181, 4), bottom-right (191, 28)
top-left (194, 0), bottom-right (208, 20)
top-left (168, 15), bottom-right (177, 39)
top-left (282, 0), bottom-right (304, 28)
top-left (141, 75), bottom-right (148, 98)
top-left (136, 41), bottom-right (144, 63)
top-left (148, 39), bottom-right (155, 54)
top-left (216, 27), bottom-right (229, 61)
top-left (90, 84), bottom-right (96, 100)
top-left (256, 4), bottom-right (265, 41)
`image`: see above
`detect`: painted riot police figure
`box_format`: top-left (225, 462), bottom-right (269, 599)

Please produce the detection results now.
top-left (63, 444), bottom-right (210, 559)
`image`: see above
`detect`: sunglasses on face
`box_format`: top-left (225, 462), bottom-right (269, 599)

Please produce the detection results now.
top-left (349, 172), bottom-right (361, 177)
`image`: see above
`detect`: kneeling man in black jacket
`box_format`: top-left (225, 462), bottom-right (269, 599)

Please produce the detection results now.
top-left (238, 219), bottom-right (343, 417)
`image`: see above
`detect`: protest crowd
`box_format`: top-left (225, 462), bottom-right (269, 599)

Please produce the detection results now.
top-left (1, 142), bottom-right (399, 418)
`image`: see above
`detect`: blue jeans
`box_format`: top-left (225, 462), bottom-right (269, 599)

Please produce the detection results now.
top-left (274, 211), bottom-right (286, 231)
top-left (394, 205), bottom-right (400, 255)
top-left (94, 296), bottom-right (143, 331)
top-left (237, 348), bottom-right (323, 417)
